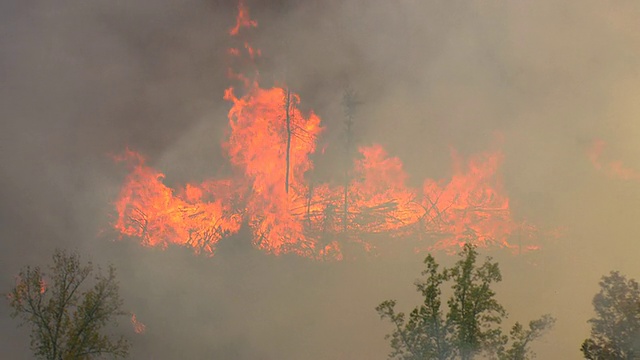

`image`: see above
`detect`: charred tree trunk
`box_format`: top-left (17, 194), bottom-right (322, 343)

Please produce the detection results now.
top-left (342, 88), bottom-right (357, 236)
top-left (285, 88), bottom-right (292, 194)
top-left (306, 180), bottom-right (314, 225)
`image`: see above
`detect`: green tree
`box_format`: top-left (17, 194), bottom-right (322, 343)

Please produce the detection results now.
top-left (498, 315), bottom-right (556, 360)
top-left (376, 243), bottom-right (554, 360)
top-left (376, 254), bottom-right (451, 360)
top-left (580, 271), bottom-right (640, 360)
top-left (6, 249), bottom-right (130, 359)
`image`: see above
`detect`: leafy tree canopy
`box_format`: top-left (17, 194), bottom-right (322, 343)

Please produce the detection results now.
top-left (376, 243), bottom-right (554, 360)
top-left (581, 271), bottom-right (640, 360)
top-left (6, 249), bottom-right (130, 360)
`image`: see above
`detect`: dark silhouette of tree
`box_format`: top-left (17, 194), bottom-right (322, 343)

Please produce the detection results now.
top-left (376, 253), bottom-right (452, 360)
top-left (446, 245), bottom-right (506, 360)
top-left (6, 249), bottom-right (130, 359)
top-left (581, 271), bottom-right (640, 360)
top-left (376, 244), bottom-right (554, 360)
top-left (499, 314), bottom-right (555, 360)
top-left (341, 86), bottom-right (358, 236)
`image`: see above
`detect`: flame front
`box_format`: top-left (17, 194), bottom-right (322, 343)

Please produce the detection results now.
top-left (112, 2), bottom-right (548, 260)
top-left (114, 150), bottom-right (243, 255)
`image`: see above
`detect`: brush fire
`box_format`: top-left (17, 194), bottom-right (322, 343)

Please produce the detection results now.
top-left (112, 1), bottom-right (549, 260)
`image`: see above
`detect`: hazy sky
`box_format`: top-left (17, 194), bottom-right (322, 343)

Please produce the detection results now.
top-left (2, 1), bottom-right (640, 359)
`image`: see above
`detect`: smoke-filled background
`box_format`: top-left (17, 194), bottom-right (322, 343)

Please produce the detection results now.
top-left (2, 0), bottom-right (640, 358)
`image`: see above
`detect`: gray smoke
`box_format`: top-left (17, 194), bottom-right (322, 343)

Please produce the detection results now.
top-left (2, 1), bottom-right (640, 359)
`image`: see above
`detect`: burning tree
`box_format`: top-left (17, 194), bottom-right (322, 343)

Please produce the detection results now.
top-left (6, 249), bottom-right (130, 360)
top-left (111, 0), bottom-right (554, 260)
top-left (376, 244), bottom-right (555, 360)
top-left (581, 271), bottom-right (640, 359)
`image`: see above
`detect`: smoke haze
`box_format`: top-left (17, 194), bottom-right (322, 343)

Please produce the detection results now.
top-left (2, 0), bottom-right (640, 358)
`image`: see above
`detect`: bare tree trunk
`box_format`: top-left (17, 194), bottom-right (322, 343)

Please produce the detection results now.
top-left (306, 180), bottom-right (313, 225)
top-left (342, 88), bottom-right (356, 236)
top-left (285, 88), bottom-right (292, 194)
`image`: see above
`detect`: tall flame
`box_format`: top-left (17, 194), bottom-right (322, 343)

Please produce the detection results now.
top-left (112, 2), bottom-right (549, 260)
top-left (224, 85), bottom-right (326, 257)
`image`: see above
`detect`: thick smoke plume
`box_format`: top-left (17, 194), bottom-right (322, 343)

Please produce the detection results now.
top-left (2, 1), bottom-right (640, 359)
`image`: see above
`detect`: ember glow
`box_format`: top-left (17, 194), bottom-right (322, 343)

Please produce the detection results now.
top-left (39, 279), bottom-right (46, 294)
top-left (131, 313), bottom-right (146, 334)
top-left (112, 2), bottom-right (547, 260)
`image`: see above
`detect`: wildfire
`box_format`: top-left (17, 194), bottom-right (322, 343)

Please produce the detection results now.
top-left (131, 313), bottom-right (146, 334)
top-left (113, 150), bottom-right (243, 255)
top-left (111, 2), bottom-right (549, 260)
top-left (228, 0), bottom-right (256, 36)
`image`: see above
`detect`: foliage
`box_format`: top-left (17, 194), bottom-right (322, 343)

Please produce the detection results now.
top-left (376, 243), bottom-right (554, 360)
top-left (498, 315), bottom-right (555, 360)
top-left (376, 254), bottom-right (451, 360)
top-left (580, 271), bottom-right (640, 360)
top-left (6, 249), bottom-right (130, 359)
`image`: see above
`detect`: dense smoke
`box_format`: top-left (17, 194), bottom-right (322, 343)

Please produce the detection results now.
top-left (2, 0), bottom-right (640, 359)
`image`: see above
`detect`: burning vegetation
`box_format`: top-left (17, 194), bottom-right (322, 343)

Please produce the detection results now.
top-left (112, 1), bottom-right (550, 260)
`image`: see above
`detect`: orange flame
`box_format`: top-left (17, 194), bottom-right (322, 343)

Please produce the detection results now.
top-left (225, 0), bottom-right (260, 94)
top-left (131, 313), bottom-right (146, 334)
top-left (223, 85), bottom-right (329, 256)
top-left (111, 2), bottom-right (550, 260)
top-left (113, 136), bottom-right (543, 258)
top-left (419, 149), bottom-right (536, 251)
top-left (229, 0), bottom-right (257, 36)
top-left (114, 150), bottom-right (243, 254)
